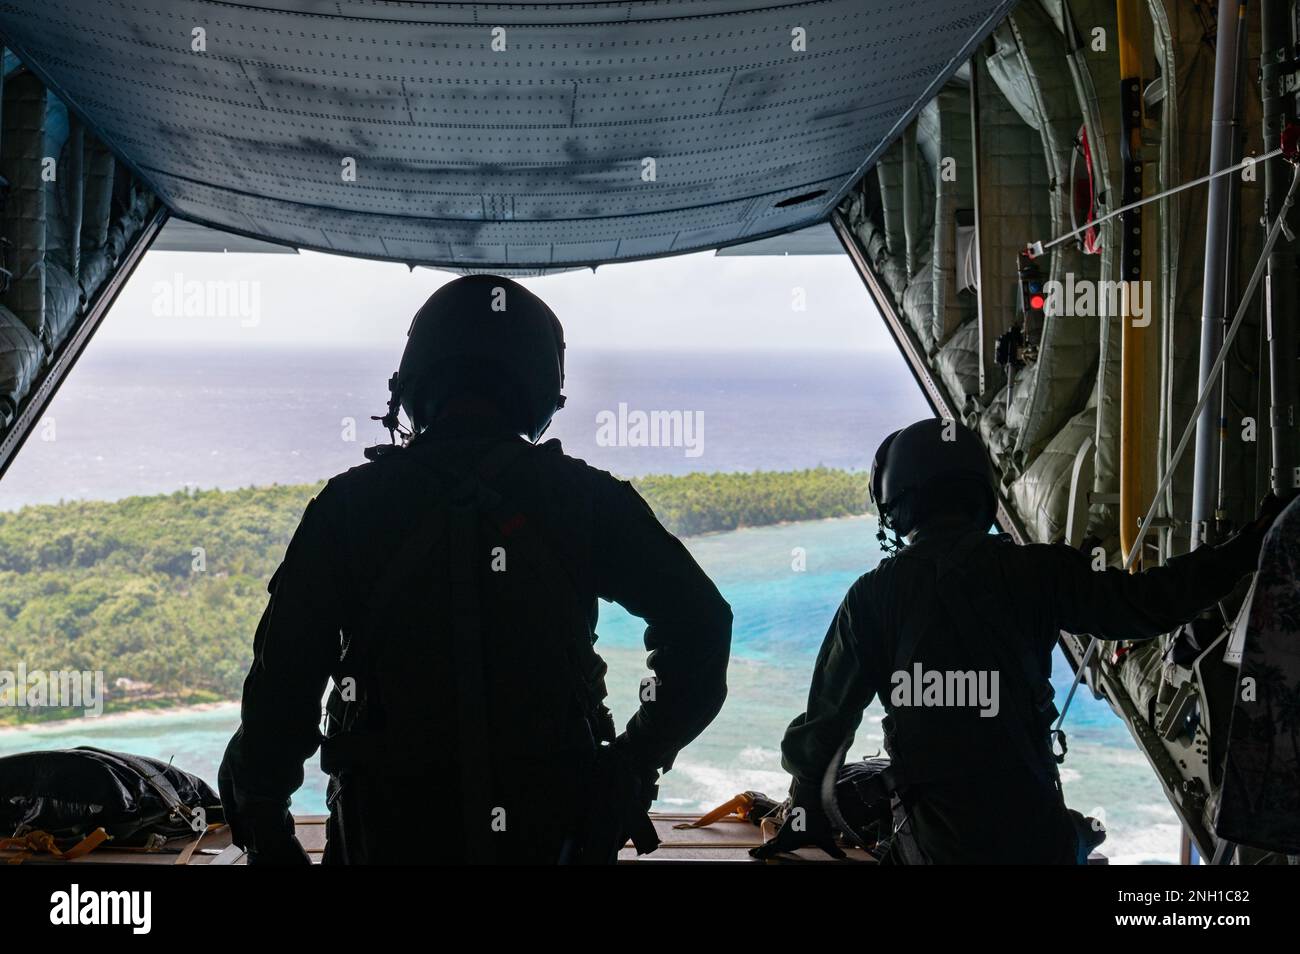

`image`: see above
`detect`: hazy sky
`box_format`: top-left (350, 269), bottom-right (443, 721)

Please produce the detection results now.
top-left (101, 246), bottom-right (892, 353)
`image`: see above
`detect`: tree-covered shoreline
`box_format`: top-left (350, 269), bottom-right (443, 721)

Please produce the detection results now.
top-left (0, 468), bottom-right (869, 724)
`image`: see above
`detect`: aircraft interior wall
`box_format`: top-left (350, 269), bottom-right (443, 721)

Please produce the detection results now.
top-left (0, 56), bottom-right (158, 435)
top-left (837, 0), bottom-right (1286, 860)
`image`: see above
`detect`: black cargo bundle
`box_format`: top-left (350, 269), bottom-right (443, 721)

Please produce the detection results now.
top-left (0, 746), bottom-right (223, 851)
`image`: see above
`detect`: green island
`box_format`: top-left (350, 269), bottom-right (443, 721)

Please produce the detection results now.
top-left (0, 467), bottom-right (869, 724)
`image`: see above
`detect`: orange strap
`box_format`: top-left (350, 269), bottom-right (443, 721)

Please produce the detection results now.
top-left (672, 792), bottom-right (755, 830)
top-left (0, 828), bottom-right (110, 863)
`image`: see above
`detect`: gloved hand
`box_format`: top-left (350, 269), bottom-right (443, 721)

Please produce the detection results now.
top-left (1245, 492), bottom-right (1290, 538)
top-left (749, 782), bottom-right (846, 861)
top-left (247, 835), bottom-right (310, 865)
top-left (574, 739), bottom-right (660, 864)
top-left (229, 798), bottom-right (309, 865)
top-left (1067, 808), bottom-right (1106, 865)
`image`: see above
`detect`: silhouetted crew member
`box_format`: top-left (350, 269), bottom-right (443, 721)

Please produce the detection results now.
top-left (755, 418), bottom-right (1280, 864)
top-left (219, 276), bottom-right (731, 864)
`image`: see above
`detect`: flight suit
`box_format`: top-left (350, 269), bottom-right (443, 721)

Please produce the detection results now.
top-left (218, 417), bottom-right (732, 864)
top-left (780, 523), bottom-right (1266, 864)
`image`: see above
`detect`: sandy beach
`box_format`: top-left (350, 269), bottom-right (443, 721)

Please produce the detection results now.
top-left (0, 700), bottom-right (241, 738)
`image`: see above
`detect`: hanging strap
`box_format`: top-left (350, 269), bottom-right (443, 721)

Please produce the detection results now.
top-left (174, 824), bottom-right (219, 865)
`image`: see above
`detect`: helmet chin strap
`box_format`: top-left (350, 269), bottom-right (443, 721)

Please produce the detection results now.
top-left (370, 378), bottom-right (566, 452)
top-left (365, 373), bottom-right (413, 460)
top-left (528, 394), bottom-right (565, 445)
top-left (875, 510), bottom-right (906, 555)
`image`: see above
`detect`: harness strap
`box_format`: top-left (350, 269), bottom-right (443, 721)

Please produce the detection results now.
top-left (328, 440), bottom-right (531, 699)
top-left (407, 440), bottom-right (612, 738)
top-left (885, 794), bottom-right (926, 864)
top-left (378, 440), bottom-right (530, 864)
top-left (927, 534), bottom-right (1063, 792)
top-left (357, 439), bottom-right (530, 619)
top-left (446, 495), bottom-right (497, 863)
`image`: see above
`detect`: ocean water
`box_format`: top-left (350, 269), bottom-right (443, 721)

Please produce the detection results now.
top-left (0, 344), bottom-right (1179, 862)
top-left (0, 345), bottom-right (928, 508)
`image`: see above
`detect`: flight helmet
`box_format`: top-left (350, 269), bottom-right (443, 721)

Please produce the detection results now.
top-left (380, 275), bottom-right (566, 443)
top-left (869, 418), bottom-right (997, 540)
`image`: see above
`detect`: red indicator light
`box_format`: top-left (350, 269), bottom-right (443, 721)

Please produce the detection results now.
top-left (1030, 294), bottom-right (1045, 310)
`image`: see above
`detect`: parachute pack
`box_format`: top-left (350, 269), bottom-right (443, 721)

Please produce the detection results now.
top-left (0, 746), bottom-right (222, 858)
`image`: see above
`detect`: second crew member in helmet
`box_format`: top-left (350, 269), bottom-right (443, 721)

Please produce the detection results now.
top-left (219, 275), bottom-right (732, 864)
top-left (755, 417), bottom-right (1280, 864)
